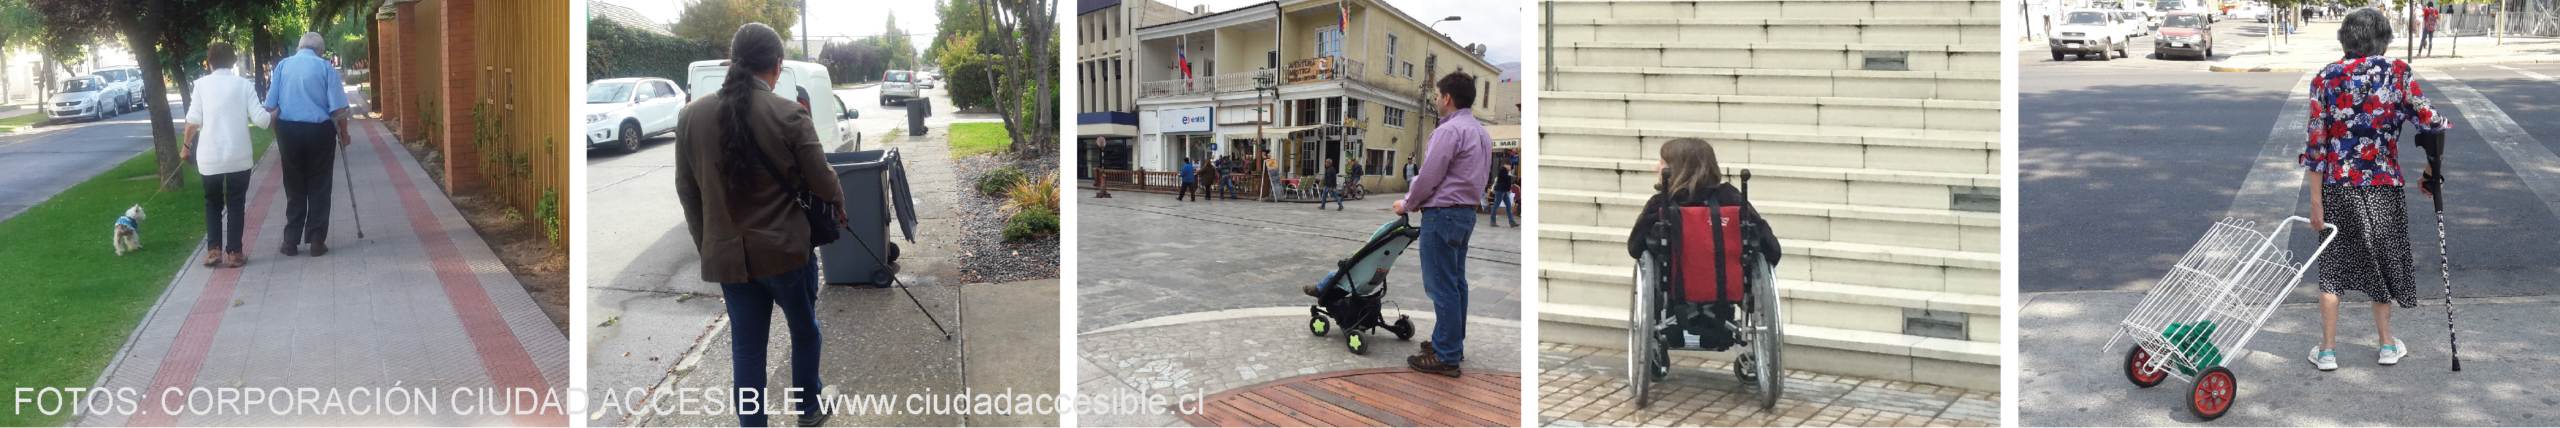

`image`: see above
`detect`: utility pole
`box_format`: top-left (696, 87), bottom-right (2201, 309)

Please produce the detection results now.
top-left (803, 0), bottom-right (813, 61)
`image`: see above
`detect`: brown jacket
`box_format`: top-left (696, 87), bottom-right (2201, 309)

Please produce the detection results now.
top-left (675, 79), bottom-right (845, 283)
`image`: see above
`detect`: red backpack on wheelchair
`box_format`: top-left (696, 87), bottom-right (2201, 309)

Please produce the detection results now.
top-left (1662, 199), bottom-right (1756, 305)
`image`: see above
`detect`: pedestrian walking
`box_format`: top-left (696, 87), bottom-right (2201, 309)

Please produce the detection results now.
top-left (182, 42), bottom-right (271, 269)
top-left (1317, 160), bottom-right (1344, 210)
top-left (2420, 5), bottom-right (2438, 56)
top-left (1404, 156), bottom-right (1418, 181)
top-left (1177, 157), bottom-right (1200, 202)
top-left (1489, 163), bottom-right (1518, 228)
top-left (263, 32), bottom-right (350, 257)
top-left (1218, 157), bottom-right (1240, 199)
top-left (1347, 159), bottom-right (1365, 198)
top-left (1396, 72), bottom-right (1490, 378)
top-left (2299, 8), bottom-right (2451, 372)
top-left (673, 23), bottom-right (839, 427)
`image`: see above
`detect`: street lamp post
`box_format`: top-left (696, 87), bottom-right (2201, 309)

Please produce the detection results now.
top-left (1430, 15), bottom-right (1462, 33)
top-left (1255, 73), bottom-right (1279, 202)
top-left (1095, 137), bottom-right (1113, 198)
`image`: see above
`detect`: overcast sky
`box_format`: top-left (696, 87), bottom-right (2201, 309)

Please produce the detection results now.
top-left (595, 0), bottom-right (1516, 67)
top-left (1153, 0), bottom-right (1523, 67)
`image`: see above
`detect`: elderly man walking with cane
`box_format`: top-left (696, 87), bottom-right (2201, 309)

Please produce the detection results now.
top-left (265, 32), bottom-right (351, 257)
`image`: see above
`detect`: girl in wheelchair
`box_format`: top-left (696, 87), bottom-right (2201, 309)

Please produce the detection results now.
top-left (1626, 138), bottom-right (1783, 377)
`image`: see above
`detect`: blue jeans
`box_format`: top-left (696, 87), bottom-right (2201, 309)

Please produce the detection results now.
top-left (2421, 30), bottom-right (2436, 54)
top-left (723, 257), bottom-right (824, 427)
top-left (1316, 186), bottom-right (1344, 209)
top-left (1419, 207), bottom-right (1474, 363)
top-left (1221, 177), bottom-right (1238, 198)
top-left (1489, 190), bottom-right (1516, 223)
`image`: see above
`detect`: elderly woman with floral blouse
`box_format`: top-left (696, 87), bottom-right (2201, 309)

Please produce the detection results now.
top-left (2299, 8), bottom-right (2452, 372)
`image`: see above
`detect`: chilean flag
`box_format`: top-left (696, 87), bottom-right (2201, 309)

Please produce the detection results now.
top-left (1178, 43), bottom-right (1193, 79)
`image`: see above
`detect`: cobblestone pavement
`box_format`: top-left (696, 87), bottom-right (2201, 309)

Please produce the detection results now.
top-left (1537, 343), bottom-right (1998, 427)
top-left (1077, 192), bottom-right (1522, 332)
top-left (1078, 311), bottom-right (1523, 427)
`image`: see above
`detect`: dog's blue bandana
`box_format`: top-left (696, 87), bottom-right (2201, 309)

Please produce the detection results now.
top-left (117, 216), bottom-right (139, 235)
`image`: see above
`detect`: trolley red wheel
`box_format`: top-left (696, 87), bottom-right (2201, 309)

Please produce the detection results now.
top-left (2124, 345), bottom-right (2168, 388)
top-left (2188, 366), bottom-right (2235, 421)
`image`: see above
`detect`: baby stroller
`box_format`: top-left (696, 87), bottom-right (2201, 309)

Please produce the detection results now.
top-left (1302, 215), bottom-right (1422, 355)
top-left (1628, 170), bottom-right (1785, 410)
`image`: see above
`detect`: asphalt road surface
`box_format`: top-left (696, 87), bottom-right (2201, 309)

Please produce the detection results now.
top-left (0, 97), bottom-right (180, 223)
top-left (2023, 17), bottom-right (2276, 71)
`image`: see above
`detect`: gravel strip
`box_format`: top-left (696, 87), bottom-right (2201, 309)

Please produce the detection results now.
top-left (953, 151), bottom-right (1061, 283)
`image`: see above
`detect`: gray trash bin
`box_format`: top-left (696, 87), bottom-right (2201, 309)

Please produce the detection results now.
top-left (906, 97), bottom-right (931, 136)
top-left (819, 148), bottom-right (920, 285)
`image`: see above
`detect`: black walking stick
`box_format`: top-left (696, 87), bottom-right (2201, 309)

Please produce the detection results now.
top-left (341, 135), bottom-right (364, 239)
top-left (834, 215), bottom-right (950, 341)
top-left (2416, 129), bottom-right (2456, 371)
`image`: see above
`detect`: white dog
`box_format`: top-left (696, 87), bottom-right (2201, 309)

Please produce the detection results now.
top-left (113, 205), bottom-right (145, 256)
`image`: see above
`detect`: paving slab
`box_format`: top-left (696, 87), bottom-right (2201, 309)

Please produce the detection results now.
top-left (1536, 343), bottom-right (1998, 427)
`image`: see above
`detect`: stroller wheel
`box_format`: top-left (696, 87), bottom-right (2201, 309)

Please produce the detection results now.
top-left (1309, 316), bottom-right (1330, 337)
top-left (1346, 330), bottom-right (1368, 355)
top-left (1390, 316), bottom-right (1416, 340)
top-left (2189, 366), bottom-right (2236, 421)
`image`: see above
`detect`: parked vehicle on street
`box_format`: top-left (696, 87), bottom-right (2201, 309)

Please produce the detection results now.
top-left (47, 76), bottom-right (118, 123)
top-left (2117, 11), bottom-right (2157, 37)
top-left (585, 77), bottom-right (685, 153)
top-left (685, 60), bottom-right (863, 150)
top-left (878, 70), bottom-right (920, 106)
top-left (2052, 10), bottom-right (2136, 61)
top-left (92, 66), bottom-right (146, 113)
top-left (2155, 12), bottom-right (2215, 60)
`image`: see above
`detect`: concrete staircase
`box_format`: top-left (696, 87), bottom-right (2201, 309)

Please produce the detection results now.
top-left (1536, 0), bottom-right (2003, 391)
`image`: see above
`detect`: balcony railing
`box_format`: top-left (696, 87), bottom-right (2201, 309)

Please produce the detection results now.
top-left (1137, 69), bottom-right (1281, 99)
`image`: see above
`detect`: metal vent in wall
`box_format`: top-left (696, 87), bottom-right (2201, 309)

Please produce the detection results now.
top-left (1860, 50), bottom-right (1909, 71)
top-left (1952, 186), bottom-right (1998, 213)
top-left (1904, 308), bottom-right (1969, 341)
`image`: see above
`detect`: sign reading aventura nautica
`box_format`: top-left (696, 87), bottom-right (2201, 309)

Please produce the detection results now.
top-left (1159, 107), bottom-right (1213, 133)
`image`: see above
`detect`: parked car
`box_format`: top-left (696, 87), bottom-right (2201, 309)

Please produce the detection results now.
top-left (2051, 10), bottom-right (2136, 61)
top-left (584, 77), bottom-right (685, 153)
top-left (47, 76), bottom-right (117, 123)
top-left (2155, 12), bottom-right (2215, 60)
top-left (685, 60), bottom-right (862, 151)
top-left (918, 74), bottom-right (935, 89)
top-left (91, 66), bottom-right (147, 113)
top-left (2117, 11), bottom-right (2157, 37)
top-left (879, 70), bottom-right (919, 106)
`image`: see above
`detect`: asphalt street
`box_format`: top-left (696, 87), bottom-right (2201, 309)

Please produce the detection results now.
top-left (2021, 38), bottom-right (2560, 425)
top-left (1075, 193), bottom-right (1524, 332)
top-left (0, 97), bottom-right (180, 223)
top-left (2024, 16), bottom-right (2274, 71)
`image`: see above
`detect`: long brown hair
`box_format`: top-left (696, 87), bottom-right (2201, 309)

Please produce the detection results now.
top-left (1655, 138), bottom-right (1722, 197)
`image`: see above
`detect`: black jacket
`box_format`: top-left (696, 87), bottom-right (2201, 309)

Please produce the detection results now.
top-left (1626, 182), bottom-right (1781, 266)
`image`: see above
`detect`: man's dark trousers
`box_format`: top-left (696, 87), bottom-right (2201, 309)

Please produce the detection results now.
top-left (276, 119), bottom-right (336, 245)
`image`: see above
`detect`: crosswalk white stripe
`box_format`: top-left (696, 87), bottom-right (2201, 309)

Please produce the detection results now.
top-left (2225, 72), bottom-right (2318, 235)
top-left (2418, 68), bottom-right (2560, 222)
top-left (2490, 64), bottom-right (2555, 81)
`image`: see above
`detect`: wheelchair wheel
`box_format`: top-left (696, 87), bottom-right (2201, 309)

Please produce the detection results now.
top-left (1748, 256), bottom-right (1785, 410)
top-left (1627, 256), bottom-right (1661, 409)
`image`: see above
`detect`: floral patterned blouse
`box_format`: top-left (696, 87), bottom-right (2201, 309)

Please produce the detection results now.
top-left (2300, 55), bottom-right (2450, 187)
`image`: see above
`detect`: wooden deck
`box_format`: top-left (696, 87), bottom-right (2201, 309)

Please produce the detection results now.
top-left (1181, 368), bottom-right (1524, 427)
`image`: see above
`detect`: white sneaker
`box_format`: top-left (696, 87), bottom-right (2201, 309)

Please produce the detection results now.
top-left (2309, 347), bottom-right (2338, 371)
top-left (2379, 336), bottom-right (2408, 365)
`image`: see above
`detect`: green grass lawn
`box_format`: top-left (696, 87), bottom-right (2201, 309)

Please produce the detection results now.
top-left (949, 122), bottom-right (1009, 158)
top-left (0, 111), bottom-right (51, 133)
top-left (0, 129), bottom-right (272, 427)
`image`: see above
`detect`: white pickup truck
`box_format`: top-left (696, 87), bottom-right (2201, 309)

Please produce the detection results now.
top-left (2050, 9), bottom-right (2137, 61)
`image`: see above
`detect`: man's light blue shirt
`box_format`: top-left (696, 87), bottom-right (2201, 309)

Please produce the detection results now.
top-left (264, 48), bottom-right (348, 124)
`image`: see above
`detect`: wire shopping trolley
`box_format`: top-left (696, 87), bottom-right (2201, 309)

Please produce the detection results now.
top-left (2103, 216), bottom-right (2335, 421)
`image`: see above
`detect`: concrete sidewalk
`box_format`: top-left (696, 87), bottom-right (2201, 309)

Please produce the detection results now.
top-left (2019, 291), bottom-right (2560, 426)
top-left (2213, 21), bottom-right (2560, 71)
top-left (1077, 308), bottom-right (1525, 427)
top-left (81, 108), bottom-right (569, 425)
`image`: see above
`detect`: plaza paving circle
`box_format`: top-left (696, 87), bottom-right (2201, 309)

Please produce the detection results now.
top-left (1181, 367), bottom-right (1523, 427)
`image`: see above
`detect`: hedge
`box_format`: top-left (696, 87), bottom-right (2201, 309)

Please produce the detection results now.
top-left (588, 19), bottom-right (717, 85)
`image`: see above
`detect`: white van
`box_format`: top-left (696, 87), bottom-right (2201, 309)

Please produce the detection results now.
top-left (686, 60), bottom-right (861, 150)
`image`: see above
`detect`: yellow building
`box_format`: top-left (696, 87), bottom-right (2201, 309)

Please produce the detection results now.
top-left (1125, 0), bottom-right (1504, 195)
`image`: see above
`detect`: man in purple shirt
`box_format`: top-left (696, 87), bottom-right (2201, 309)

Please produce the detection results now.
top-left (1394, 72), bottom-right (1489, 377)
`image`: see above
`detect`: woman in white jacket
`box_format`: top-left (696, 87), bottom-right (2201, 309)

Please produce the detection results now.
top-left (181, 42), bottom-right (272, 268)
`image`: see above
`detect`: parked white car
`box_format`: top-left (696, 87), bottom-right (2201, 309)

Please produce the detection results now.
top-left (685, 60), bottom-right (862, 151)
top-left (47, 76), bottom-right (119, 122)
top-left (92, 66), bottom-right (146, 112)
top-left (2051, 9), bottom-right (2137, 61)
top-left (585, 77), bottom-right (684, 153)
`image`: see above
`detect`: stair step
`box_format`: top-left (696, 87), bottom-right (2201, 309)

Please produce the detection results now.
top-left (1549, 65), bottom-right (1998, 101)
top-left (1538, 122), bottom-right (1998, 175)
top-left (1539, 121), bottom-right (1994, 150)
top-left (1541, 91), bottom-right (1997, 133)
top-left (1538, 155), bottom-right (1998, 210)
top-left (1541, 262), bottom-right (1999, 316)
top-left (1538, 302), bottom-right (2001, 366)
top-left (1539, 224), bottom-right (1998, 271)
top-left (1539, 188), bottom-right (1997, 228)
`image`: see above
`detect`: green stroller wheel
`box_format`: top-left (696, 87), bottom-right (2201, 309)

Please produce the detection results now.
top-left (1346, 330), bottom-right (1368, 355)
top-left (1309, 316), bottom-right (1330, 337)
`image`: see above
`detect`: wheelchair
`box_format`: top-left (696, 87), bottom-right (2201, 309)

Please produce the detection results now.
top-left (1627, 170), bottom-right (1785, 410)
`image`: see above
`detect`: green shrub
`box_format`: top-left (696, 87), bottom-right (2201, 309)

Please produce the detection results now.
top-left (589, 18), bottom-right (717, 84)
top-left (974, 166), bottom-right (1025, 196)
top-left (1003, 206), bottom-right (1058, 242)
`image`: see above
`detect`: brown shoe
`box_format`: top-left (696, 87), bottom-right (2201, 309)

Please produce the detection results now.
top-left (204, 249), bottom-right (223, 267)
top-left (225, 251), bottom-right (247, 269)
top-left (279, 243), bottom-right (299, 256)
top-left (1302, 282), bottom-right (1324, 297)
top-left (308, 242), bottom-right (328, 257)
top-left (1407, 352), bottom-right (1462, 378)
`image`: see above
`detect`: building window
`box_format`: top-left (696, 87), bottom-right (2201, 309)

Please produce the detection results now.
top-left (1267, 50), bottom-right (1278, 69)
top-left (1345, 98), bottom-right (1364, 121)
top-left (1383, 106), bottom-right (1406, 128)
top-left (1365, 149), bottom-right (1394, 176)
top-left (1403, 61), bottom-right (1414, 78)
top-left (1384, 33), bottom-right (1399, 78)
top-left (1316, 25), bottom-right (1344, 60)
top-left (1425, 53), bottom-right (1438, 81)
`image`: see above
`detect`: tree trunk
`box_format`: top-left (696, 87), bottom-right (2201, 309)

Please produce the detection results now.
top-left (252, 18), bottom-right (272, 95)
top-left (124, 0), bottom-right (182, 191)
